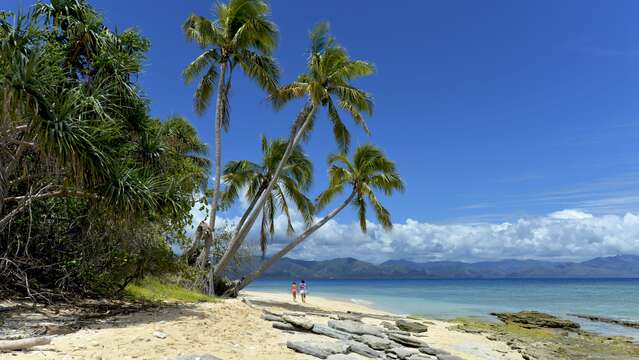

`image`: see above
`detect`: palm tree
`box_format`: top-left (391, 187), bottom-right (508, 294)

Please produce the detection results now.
top-left (213, 22), bottom-right (374, 279)
top-left (182, 0), bottom-right (279, 269)
top-left (233, 144), bottom-right (404, 292)
top-left (220, 135), bottom-right (314, 256)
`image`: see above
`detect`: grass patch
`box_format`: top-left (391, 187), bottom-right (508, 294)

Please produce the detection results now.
top-left (125, 276), bottom-right (218, 303)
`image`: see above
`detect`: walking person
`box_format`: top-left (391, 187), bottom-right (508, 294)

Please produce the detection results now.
top-left (291, 281), bottom-right (298, 302)
top-left (299, 280), bottom-right (307, 303)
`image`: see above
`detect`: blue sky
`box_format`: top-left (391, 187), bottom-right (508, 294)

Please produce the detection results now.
top-left (8, 0), bottom-right (639, 261)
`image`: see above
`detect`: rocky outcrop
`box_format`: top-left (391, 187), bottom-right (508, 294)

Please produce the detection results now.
top-left (491, 311), bottom-right (580, 330)
top-left (328, 320), bottom-right (385, 337)
top-left (282, 315), bottom-right (314, 330)
top-left (286, 340), bottom-right (349, 358)
top-left (387, 346), bottom-right (420, 359)
top-left (388, 333), bottom-right (427, 348)
top-left (326, 354), bottom-right (359, 360)
top-left (419, 345), bottom-right (448, 356)
top-left (312, 324), bottom-right (353, 340)
top-left (396, 319), bottom-right (428, 333)
top-left (357, 334), bottom-right (393, 350)
top-left (272, 321), bottom-right (296, 331)
top-left (568, 313), bottom-right (639, 329)
top-left (346, 340), bottom-right (383, 358)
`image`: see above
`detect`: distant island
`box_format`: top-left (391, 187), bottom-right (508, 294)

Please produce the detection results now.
top-left (235, 254), bottom-right (639, 279)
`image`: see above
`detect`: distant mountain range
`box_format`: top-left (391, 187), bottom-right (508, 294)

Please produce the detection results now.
top-left (232, 255), bottom-right (639, 279)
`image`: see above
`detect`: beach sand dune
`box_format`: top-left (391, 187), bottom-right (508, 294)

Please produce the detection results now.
top-left (3, 291), bottom-right (523, 360)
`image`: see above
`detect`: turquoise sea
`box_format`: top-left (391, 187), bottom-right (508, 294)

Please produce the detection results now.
top-left (248, 278), bottom-right (639, 340)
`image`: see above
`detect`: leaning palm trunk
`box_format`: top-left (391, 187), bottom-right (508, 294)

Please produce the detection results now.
top-left (230, 190), bottom-right (356, 294)
top-left (212, 103), bottom-right (316, 279)
top-left (196, 61), bottom-right (228, 272)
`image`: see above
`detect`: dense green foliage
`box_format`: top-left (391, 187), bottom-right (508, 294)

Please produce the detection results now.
top-left (0, 1), bottom-right (209, 299)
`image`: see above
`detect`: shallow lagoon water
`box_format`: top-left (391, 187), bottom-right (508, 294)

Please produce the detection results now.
top-left (249, 278), bottom-right (639, 340)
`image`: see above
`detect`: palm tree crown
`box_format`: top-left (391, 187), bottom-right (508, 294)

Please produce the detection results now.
top-left (317, 144), bottom-right (405, 232)
top-left (183, 0), bottom-right (280, 118)
top-left (220, 135), bottom-right (314, 255)
top-left (272, 22), bottom-right (375, 153)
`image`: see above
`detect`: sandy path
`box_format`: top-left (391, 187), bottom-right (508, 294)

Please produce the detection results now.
top-left (2, 291), bottom-right (523, 360)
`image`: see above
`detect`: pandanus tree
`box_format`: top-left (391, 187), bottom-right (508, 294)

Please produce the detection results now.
top-left (213, 22), bottom-right (375, 280)
top-left (183, 0), bottom-right (280, 268)
top-left (220, 135), bottom-right (314, 256)
top-left (232, 144), bottom-right (404, 292)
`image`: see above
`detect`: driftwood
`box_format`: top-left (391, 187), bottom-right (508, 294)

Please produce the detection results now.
top-left (0, 336), bottom-right (51, 351)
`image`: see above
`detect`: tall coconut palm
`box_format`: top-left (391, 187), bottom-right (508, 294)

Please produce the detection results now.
top-left (233, 144), bottom-right (404, 292)
top-left (220, 135), bottom-right (314, 256)
top-left (182, 0), bottom-right (279, 269)
top-left (213, 22), bottom-right (374, 279)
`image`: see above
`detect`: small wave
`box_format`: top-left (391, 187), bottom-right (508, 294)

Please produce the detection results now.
top-left (350, 298), bottom-right (374, 306)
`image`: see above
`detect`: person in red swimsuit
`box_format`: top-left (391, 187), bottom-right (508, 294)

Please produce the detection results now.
top-left (291, 281), bottom-right (298, 302)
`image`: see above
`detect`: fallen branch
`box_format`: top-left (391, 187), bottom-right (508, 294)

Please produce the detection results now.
top-left (0, 336), bottom-right (51, 352)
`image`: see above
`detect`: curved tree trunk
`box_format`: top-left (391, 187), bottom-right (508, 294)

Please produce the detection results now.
top-left (196, 61), bottom-right (228, 273)
top-left (213, 102), bottom-right (316, 279)
top-left (233, 190), bottom-right (355, 293)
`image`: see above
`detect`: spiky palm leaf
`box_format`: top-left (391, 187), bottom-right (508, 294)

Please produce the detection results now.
top-left (317, 144), bottom-right (404, 232)
top-left (220, 135), bottom-right (314, 255)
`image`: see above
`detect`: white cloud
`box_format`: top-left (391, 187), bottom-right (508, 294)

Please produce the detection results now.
top-left (190, 194), bottom-right (639, 263)
top-left (263, 209), bottom-right (639, 263)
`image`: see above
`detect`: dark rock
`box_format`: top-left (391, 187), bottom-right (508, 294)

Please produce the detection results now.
top-left (328, 320), bottom-right (385, 337)
top-left (388, 333), bottom-right (427, 348)
top-left (387, 347), bottom-right (419, 359)
top-left (260, 314), bottom-right (282, 322)
top-left (491, 311), bottom-right (580, 330)
top-left (419, 346), bottom-right (448, 356)
top-left (282, 315), bottom-right (314, 330)
top-left (359, 334), bottom-right (393, 350)
top-left (287, 340), bottom-right (350, 358)
top-left (312, 324), bottom-right (353, 340)
top-left (568, 313), bottom-right (639, 329)
top-left (396, 320), bottom-right (428, 333)
top-left (272, 321), bottom-right (296, 331)
top-left (346, 340), bottom-right (383, 358)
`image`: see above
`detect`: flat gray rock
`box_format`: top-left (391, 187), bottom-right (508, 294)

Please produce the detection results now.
top-left (261, 314), bottom-right (282, 322)
top-left (313, 324), bottom-right (353, 340)
top-left (359, 334), bottom-right (393, 350)
top-left (436, 355), bottom-right (464, 360)
top-left (273, 321), bottom-right (296, 331)
top-left (396, 320), bottom-right (428, 333)
top-left (408, 355), bottom-right (435, 360)
top-left (387, 347), bottom-right (419, 359)
top-left (287, 340), bottom-right (350, 358)
top-left (388, 333), bottom-right (427, 348)
top-left (172, 356), bottom-right (221, 360)
top-left (328, 320), bottom-right (385, 337)
top-left (326, 354), bottom-right (359, 360)
top-left (419, 346), bottom-right (448, 356)
top-left (347, 340), bottom-right (383, 358)
top-left (283, 315), bottom-right (314, 330)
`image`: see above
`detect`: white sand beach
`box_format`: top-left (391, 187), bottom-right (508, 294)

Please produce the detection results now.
top-left (3, 291), bottom-right (524, 360)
